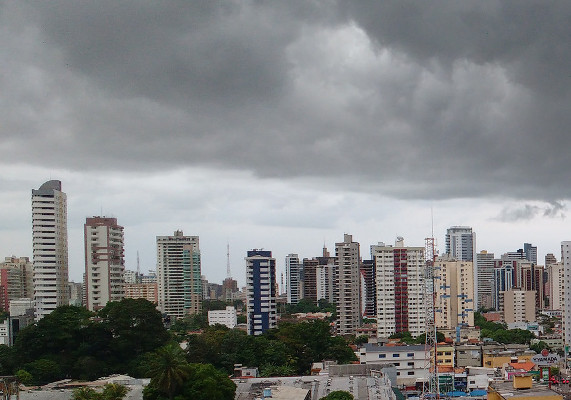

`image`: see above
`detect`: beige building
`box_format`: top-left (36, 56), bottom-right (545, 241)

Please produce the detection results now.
top-left (0, 256), bottom-right (34, 309)
top-left (124, 282), bottom-right (158, 304)
top-left (335, 234), bottom-right (361, 336)
top-left (502, 288), bottom-right (536, 323)
top-left (434, 255), bottom-right (475, 330)
top-left (548, 262), bottom-right (564, 310)
top-left (157, 231), bottom-right (201, 319)
top-left (84, 217), bottom-right (125, 311)
top-left (373, 238), bottom-right (425, 338)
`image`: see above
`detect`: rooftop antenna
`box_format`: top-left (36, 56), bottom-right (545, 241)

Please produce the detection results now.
top-left (137, 251), bottom-right (140, 276)
top-left (226, 242), bottom-right (231, 279)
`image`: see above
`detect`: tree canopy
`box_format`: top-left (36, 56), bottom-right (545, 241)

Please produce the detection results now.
top-left (11, 299), bottom-right (169, 384)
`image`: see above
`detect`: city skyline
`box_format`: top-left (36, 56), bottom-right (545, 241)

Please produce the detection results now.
top-left (0, 2), bottom-right (569, 287)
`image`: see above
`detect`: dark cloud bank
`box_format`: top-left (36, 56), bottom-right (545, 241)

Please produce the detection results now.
top-left (1, 1), bottom-right (570, 201)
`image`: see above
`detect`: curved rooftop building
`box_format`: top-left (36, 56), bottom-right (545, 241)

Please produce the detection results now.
top-left (32, 180), bottom-right (69, 320)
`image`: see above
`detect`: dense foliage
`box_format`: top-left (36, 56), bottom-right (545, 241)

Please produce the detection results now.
top-left (185, 319), bottom-right (356, 376)
top-left (72, 384), bottom-right (130, 400)
top-left (388, 331), bottom-right (445, 344)
top-left (474, 312), bottom-right (535, 344)
top-left (143, 344), bottom-right (235, 400)
top-left (320, 391), bottom-right (354, 400)
top-left (9, 299), bottom-right (169, 384)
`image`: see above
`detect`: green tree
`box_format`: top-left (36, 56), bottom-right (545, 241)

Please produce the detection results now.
top-left (179, 364), bottom-right (236, 400)
top-left (23, 358), bottom-right (63, 385)
top-left (320, 390), bottom-right (354, 399)
top-left (72, 387), bottom-right (100, 400)
top-left (530, 341), bottom-right (551, 353)
top-left (15, 369), bottom-right (33, 385)
top-left (101, 383), bottom-right (130, 400)
top-left (145, 344), bottom-right (192, 400)
top-left (99, 299), bottom-right (169, 368)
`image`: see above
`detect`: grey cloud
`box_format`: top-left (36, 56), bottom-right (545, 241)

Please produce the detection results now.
top-left (496, 201), bottom-right (566, 222)
top-left (1, 1), bottom-right (570, 202)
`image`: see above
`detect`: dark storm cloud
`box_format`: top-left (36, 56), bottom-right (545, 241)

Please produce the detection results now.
top-left (1, 1), bottom-right (570, 201)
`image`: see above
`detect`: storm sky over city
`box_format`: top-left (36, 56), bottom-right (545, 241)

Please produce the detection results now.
top-left (1, 1), bottom-right (570, 285)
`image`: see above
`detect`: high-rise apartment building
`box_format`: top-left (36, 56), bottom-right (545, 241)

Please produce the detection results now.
top-left (524, 243), bottom-right (538, 264)
top-left (562, 241), bottom-right (571, 345)
top-left (335, 234), bottom-right (361, 335)
top-left (545, 253), bottom-right (557, 267)
top-left (476, 251), bottom-right (496, 310)
top-left (502, 289), bottom-right (536, 323)
top-left (445, 227), bottom-right (476, 261)
top-left (445, 227), bottom-right (476, 310)
top-left (373, 238), bottom-right (425, 338)
top-left (245, 250), bottom-right (277, 335)
top-left (0, 257), bottom-right (33, 311)
top-left (84, 217), bottom-right (125, 311)
top-left (434, 255), bottom-right (474, 329)
top-left (32, 180), bottom-right (69, 320)
top-left (157, 231), bottom-right (202, 319)
top-left (360, 259), bottom-right (376, 319)
top-left (547, 262), bottom-right (564, 311)
top-left (285, 254), bottom-right (301, 304)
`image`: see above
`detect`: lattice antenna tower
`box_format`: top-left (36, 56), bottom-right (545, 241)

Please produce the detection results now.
top-left (226, 242), bottom-right (232, 279)
top-left (423, 207), bottom-right (439, 399)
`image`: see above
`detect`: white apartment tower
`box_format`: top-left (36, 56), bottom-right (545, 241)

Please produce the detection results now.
top-left (373, 238), bottom-right (426, 338)
top-left (157, 231), bottom-right (202, 319)
top-left (434, 255), bottom-right (475, 329)
top-left (335, 234), bottom-right (361, 335)
top-left (285, 253), bottom-right (301, 304)
top-left (32, 180), bottom-right (69, 320)
top-left (84, 217), bottom-right (125, 311)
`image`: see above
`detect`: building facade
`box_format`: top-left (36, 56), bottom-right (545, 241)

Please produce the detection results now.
top-left (32, 180), bottom-right (69, 320)
top-left (0, 257), bottom-right (33, 311)
top-left (476, 251), bottom-right (496, 310)
top-left (502, 288), bottom-right (536, 323)
top-left (445, 226), bottom-right (476, 310)
top-left (246, 250), bottom-right (277, 335)
top-left (434, 256), bottom-right (475, 330)
top-left (285, 253), bottom-right (301, 304)
top-left (157, 231), bottom-right (202, 319)
top-left (208, 306), bottom-right (237, 328)
top-left (84, 217), bottom-right (125, 311)
top-left (373, 238), bottom-right (425, 338)
top-left (335, 234), bottom-right (361, 335)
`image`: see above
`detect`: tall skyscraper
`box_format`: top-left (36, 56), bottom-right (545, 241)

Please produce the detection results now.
top-left (32, 180), bottom-right (69, 320)
top-left (445, 227), bottom-right (476, 261)
top-left (445, 226), bottom-right (476, 311)
top-left (285, 253), bottom-right (301, 304)
top-left (523, 243), bottom-right (538, 264)
top-left (245, 250), bottom-right (277, 335)
top-left (84, 217), bottom-right (125, 311)
top-left (157, 230), bottom-right (202, 319)
top-left (335, 234), bottom-right (361, 335)
top-left (547, 262), bottom-right (564, 310)
top-left (434, 255), bottom-right (474, 329)
top-left (373, 238), bottom-right (425, 338)
top-left (476, 251), bottom-right (496, 310)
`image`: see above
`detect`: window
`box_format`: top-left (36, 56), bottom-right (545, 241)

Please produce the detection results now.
top-left (379, 354), bottom-right (386, 359)
top-left (393, 354), bottom-right (399, 358)
top-left (407, 353), bottom-right (414, 357)
top-left (408, 371), bottom-right (414, 376)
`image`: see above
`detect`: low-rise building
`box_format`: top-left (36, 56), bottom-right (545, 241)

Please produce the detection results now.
top-left (358, 343), bottom-right (428, 385)
top-left (208, 306), bottom-right (237, 329)
top-left (456, 344), bottom-right (482, 367)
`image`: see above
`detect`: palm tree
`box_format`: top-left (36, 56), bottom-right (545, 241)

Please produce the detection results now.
top-left (102, 383), bottom-right (130, 400)
top-left (71, 387), bottom-right (100, 400)
top-left (146, 343), bottom-right (192, 400)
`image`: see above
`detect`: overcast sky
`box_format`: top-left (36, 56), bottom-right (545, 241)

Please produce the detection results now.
top-left (1, 1), bottom-right (570, 287)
